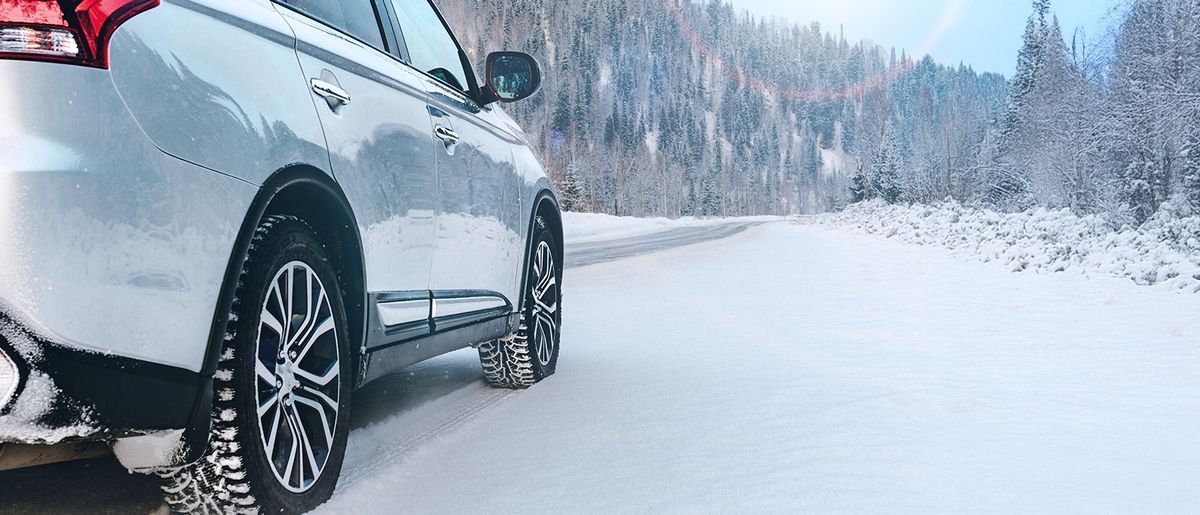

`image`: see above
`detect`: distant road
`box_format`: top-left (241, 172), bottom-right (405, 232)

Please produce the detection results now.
top-left (565, 221), bottom-right (764, 269)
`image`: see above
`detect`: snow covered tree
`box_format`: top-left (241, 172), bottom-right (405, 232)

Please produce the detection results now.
top-left (849, 161), bottom-right (871, 203)
top-left (873, 120), bottom-right (903, 204)
top-left (1108, 0), bottom-right (1175, 223)
top-left (1001, 17), bottom-right (1044, 145)
top-left (989, 0), bottom-right (1054, 210)
top-left (559, 160), bottom-right (585, 212)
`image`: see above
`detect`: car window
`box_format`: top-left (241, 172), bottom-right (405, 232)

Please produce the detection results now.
top-left (390, 0), bottom-right (470, 93)
top-left (280, 0), bottom-right (386, 51)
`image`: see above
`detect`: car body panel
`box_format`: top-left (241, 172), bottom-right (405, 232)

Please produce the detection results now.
top-left (423, 82), bottom-right (527, 305)
top-left (0, 60), bottom-right (256, 373)
top-left (276, 4), bottom-right (439, 297)
top-left (108, 0), bottom-right (330, 187)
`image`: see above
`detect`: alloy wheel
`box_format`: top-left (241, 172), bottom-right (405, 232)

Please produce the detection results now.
top-left (254, 261), bottom-right (341, 493)
top-left (530, 241), bottom-right (559, 367)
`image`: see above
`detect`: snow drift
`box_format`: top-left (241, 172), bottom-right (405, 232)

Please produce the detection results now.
top-left (818, 200), bottom-right (1200, 293)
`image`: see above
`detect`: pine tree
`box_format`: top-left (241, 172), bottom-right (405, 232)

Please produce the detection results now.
top-left (550, 87), bottom-right (572, 137)
top-left (992, 0), bottom-right (1051, 208)
top-left (700, 173), bottom-right (721, 216)
top-left (806, 138), bottom-right (823, 182)
top-left (1121, 146), bottom-right (1157, 224)
top-left (874, 120), bottom-right (903, 204)
top-left (849, 161), bottom-right (871, 203)
top-left (559, 160), bottom-right (585, 212)
top-left (1002, 15), bottom-right (1043, 143)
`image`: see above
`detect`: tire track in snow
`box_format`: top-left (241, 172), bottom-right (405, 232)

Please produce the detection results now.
top-left (338, 221), bottom-right (765, 487)
top-left (336, 385), bottom-right (516, 489)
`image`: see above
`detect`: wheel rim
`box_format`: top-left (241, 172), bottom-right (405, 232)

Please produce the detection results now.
top-left (530, 241), bottom-right (559, 367)
top-left (254, 261), bottom-right (341, 494)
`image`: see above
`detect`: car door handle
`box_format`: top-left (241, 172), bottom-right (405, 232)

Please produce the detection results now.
top-left (311, 78), bottom-right (351, 106)
top-left (434, 125), bottom-right (460, 144)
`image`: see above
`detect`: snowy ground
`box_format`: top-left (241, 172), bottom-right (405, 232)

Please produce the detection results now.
top-left (822, 200), bottom-right (1200, 293)
top-left (320, 221), bottom-right (1200, 513)
top-left (3, 217), bottom-right (1198, 513)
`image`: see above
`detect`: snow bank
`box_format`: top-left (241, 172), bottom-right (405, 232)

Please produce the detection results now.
top-left (562, 212), bottom-right (782, 244)
top-left (818, 200), bottom-right (1200, 293)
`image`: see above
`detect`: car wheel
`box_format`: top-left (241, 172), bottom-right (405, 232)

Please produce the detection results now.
top-left (479, 215), bottom-right (561, 389)
top-left (159, 215), bottom-right (352, 514)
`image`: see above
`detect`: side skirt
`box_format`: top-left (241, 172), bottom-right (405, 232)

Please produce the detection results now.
top-left (358, 290), bottom-right (515, 387)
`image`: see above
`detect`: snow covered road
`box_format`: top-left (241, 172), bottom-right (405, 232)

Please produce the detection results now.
top-left (566, 221), bottom-right (761, 268)
top-left (321, 222), bottom-right (1200, 513)
top-left (3, 220), bottom-right (1198, 513)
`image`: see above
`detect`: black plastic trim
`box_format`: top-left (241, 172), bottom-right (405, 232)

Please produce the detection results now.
top-left (518, 190), bottom-right (563, 315)
top-left (432, 307), bottom-right (511, 333)
top-left (361, 315), bottom-right (510, 385)
top-left (272, 0), bottom-right (392, 55)
top-left (376, 291), bottom-right (431, 304)
top-left (0, 313), bottom-right (200, 438)
top-left (38, 345), bottom-right (200, 434)
top-left (375, 0), bottom-right (410, 61)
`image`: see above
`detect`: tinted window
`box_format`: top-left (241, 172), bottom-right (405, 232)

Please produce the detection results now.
top-left (282, 0), bottom-right (386, 50)
top-left (390, 0), bottom-right (470, 92)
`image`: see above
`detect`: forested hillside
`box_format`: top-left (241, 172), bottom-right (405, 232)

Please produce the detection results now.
top-left (438, 0), bottom-right (1200, 225)
top-left (437, 0), bottom-right (1007, 216)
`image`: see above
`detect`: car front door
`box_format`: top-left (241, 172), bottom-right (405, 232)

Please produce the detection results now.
top-left (274, 0), bottom-right (439, 341)
top-left (387, 0), bottom-right (526, 313)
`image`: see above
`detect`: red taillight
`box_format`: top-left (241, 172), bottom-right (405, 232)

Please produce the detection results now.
top-left (0, 0), bottom-right (158, 68)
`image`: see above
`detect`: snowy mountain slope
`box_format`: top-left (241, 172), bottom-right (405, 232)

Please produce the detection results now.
top-left (318, 223), bottom-right (1200, 513)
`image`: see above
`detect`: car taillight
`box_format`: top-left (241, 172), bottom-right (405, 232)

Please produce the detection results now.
top-left (0, 0), bottom-right (159, 68)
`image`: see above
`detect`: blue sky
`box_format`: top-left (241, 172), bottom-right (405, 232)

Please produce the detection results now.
top-left (727, 0), bottom-right (1121, 76)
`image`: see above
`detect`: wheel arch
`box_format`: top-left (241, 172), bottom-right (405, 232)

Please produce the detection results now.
top-left (178, 164), bottom-right (368, 465)
top-left (519, 188), bottom-right (563, 311)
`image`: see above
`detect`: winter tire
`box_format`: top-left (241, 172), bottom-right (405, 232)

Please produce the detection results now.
top-left (479, 216), bottom-right (562, 389)
top-left (158, 216), bottom-right (353, 514)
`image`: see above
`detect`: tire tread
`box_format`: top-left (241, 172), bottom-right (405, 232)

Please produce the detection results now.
top-left (158, 215), bottom-right (306, 515)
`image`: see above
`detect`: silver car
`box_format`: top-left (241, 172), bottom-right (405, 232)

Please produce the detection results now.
top-left (0, 0), bottom-right (562, 511)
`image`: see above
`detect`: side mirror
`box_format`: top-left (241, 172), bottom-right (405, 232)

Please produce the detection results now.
top-left (482, 52), bottom-right (542, 105)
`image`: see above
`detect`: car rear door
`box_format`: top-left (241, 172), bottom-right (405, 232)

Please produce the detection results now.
top-left (273, 0), bottom-right (439, 341)
top-left (386, 0), bottom-right (526, 310)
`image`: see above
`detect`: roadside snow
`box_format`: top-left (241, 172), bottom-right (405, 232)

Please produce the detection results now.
top-left (562, 211), bottom-right (782, 244)
top-left (818, 200), bottom-right (1200, 293)
top-left (320, 223), bottom-right (1200, 513)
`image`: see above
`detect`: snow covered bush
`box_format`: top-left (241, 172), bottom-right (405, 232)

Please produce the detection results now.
top-left (819, 200), bottom-right (1200, 293)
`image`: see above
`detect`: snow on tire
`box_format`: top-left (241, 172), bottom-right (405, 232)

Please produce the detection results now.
top-left (480, 216), bottom-right (561, 389)
top-left (158, 215), bottom-right (352, 514)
